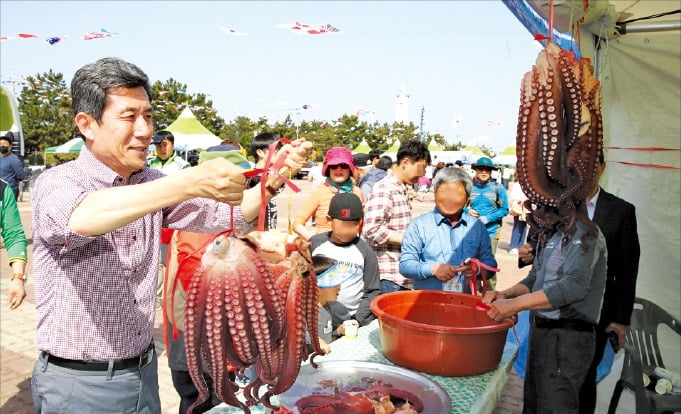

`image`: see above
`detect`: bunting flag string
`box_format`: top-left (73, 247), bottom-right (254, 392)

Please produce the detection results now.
top-left (1, 28), bottom-right (119, 45)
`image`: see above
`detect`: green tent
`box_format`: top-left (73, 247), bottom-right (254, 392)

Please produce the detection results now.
top-left (493, 145), bottom-right (517, 166)
top-left (384, 140), bottom-right (402, 154)
top-left (463, 145), bottom-right (484, 156)
top-left (352, 139), bottom-right (371, 153)
top-left (0, 88), bottom-right (14, 131)
top-left (165, 107), bottom-right (222, 151)
top-left (45, 138), bottom-right (84, 154)
top-left (427, 139), bottom-right (442, 152)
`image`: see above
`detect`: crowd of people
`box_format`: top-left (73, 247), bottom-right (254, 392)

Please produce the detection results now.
top-left (0, 56), bottom-right (641, 414)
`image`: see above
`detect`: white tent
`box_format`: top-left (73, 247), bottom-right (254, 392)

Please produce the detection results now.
top-left (509, 2), bottom-right (680, 411)
top-left (165, 107), bottom-right (222, 151)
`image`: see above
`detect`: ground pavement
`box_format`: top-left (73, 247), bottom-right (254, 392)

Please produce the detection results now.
top-left (1, 180), bottom-right (527, 414)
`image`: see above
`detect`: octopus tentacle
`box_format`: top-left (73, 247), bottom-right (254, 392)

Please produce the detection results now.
top-left (184, 233), bottom-right (322, 412)
top-left (184, 268), bottom-right (212, 414)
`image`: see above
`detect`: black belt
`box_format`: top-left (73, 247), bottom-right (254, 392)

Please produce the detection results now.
top-left (534, 316), bottom-right (596, 332)
top-left (43, 344), bottom-right (154, 371)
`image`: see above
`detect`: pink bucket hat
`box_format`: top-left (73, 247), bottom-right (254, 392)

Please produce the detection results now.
top-left (322, 146), bottom-right (355, 176)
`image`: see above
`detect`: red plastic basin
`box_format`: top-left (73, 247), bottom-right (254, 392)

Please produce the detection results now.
top-left (370, 290), bottom-right (516, 377)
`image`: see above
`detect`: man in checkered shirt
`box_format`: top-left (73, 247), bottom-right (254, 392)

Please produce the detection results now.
top-left (362, 141), bottom-right (430, 293)
top-left (29, 57), bottom-right (311, 413)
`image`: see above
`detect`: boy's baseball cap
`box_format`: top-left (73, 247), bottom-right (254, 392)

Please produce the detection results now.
top-left (328, 192), bottom-right (363, 221)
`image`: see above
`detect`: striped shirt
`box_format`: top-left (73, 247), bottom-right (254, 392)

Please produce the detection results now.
top-left (362, 173), bottom-right (413, 288)
top-left (32, 146), bottom-right (250, 360)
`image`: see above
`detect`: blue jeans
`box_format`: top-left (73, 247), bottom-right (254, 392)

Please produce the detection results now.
top-left (509, 216), bottom-right (528, 249)
top-left (380, 280), bottom-right (410, 294)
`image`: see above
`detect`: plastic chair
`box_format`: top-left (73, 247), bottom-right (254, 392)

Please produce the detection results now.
top-left (608, 297), bottom-right (681, 414)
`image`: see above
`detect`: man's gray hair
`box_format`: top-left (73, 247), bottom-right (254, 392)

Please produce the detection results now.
top-left (71, 57), bottom-right (151, 122)
top-left (432, 167), bottom-right (472, 197)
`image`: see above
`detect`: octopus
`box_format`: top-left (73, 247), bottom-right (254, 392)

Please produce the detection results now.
top-left (515, 42), bottom-right (603, 245)
top-left (294, 381), bottom-right (424, 414)
top-left (183, 230), bottom-right (326, 413)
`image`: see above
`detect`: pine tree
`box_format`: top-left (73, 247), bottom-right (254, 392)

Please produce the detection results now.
top-left (17, 70), bottom-right (74, 152)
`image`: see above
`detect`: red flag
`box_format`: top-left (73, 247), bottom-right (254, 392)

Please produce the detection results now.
top-left (17, 33), bottom-right (38, 38)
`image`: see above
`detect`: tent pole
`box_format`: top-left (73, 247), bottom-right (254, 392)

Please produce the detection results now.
top-left (617, 20), bottom-right (681, 34)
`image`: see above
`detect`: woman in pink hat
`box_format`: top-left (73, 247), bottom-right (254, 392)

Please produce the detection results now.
top-left (293, 146), bottom-right (364, 240)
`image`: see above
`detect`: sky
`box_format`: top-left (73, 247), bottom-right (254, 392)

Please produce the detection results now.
top-left (0, 1), bottom-right (544, 152)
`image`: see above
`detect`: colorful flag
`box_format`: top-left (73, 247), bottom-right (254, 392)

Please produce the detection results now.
top-left (83, 31), bottom-right (112, 40)
top-left (277, 21), bottom-right (341, 35)
top-left (100, 28), bottom-right (120, 35)
top-left (46, 36), bottom-right (66, 45)
top-left (219, 26), bottom-right (248, 36)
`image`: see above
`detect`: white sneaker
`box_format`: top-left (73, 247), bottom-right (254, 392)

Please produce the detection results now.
top-left (509, 248), bottom-right (518, 255)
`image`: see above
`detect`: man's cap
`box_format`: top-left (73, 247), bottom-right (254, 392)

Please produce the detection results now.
top-left (322, 146), bottom-right (355, 176)
top-left (352, 153), bottom-right (371, 168)
top-left (151, 135), bottom-right (164, 145)
top-left (314, 259), bottom-right (359, 288)
top-left (471, 157), bottom-right (498, 170)
top-left (206, 144), bottom-right (240, 152)
top-left (328, 192), bottom-right (363, 221)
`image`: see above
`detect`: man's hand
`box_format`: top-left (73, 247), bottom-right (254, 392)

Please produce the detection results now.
top-left (518, 243), bottom-right (534, 264)
top-left (269, 139), bottom-right (314, 185)
top-left (431, 263), bottom-right (459, 282)
top-left (189, 158), bottom-right (248, 204)
top-left (486, 298), bottom-right (519, 322)
top-left (481, 290), bottom-right (506, 305)
top-left (468, 208), bottom-right (480, 218)
top-left (7, 280), bottom-right (26, 310)
top-left (606, 323), bottom-right (628, 352)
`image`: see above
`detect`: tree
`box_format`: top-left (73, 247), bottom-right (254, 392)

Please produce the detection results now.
top-left (17, 71), bottom-right (73, 152)
top-left (150, 79), bottom-right (225, 134)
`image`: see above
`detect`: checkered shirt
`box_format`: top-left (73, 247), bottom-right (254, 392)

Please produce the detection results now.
top-left (362, 173), bottom-right (413, 288)
top-left (32, 146), bottom-right (249, 360)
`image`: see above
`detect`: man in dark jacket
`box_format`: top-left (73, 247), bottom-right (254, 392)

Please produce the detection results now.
top-left (518, 152), bottom-right (640, 413)
top-left (0, 134), bottom-right (27, 200)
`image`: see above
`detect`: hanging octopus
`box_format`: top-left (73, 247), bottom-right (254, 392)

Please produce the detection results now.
top-left (183, 231), bottom-right (325, 413)
top-left (515, 42), bottom-right (603, 245)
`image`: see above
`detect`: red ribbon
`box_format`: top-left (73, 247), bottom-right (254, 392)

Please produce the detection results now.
top-left (242, 138), bottom-right (302, 231)
top-left (606, 146), bottom-right (680, 151)
top-left (610, 161), bottom-right (680, 170)
top-left (466, 258), bottom-right (501, 297)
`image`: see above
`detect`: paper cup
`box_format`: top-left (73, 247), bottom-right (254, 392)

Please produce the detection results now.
top-left (343, 320), bottom-right (359, 338)
top-left (655, 378), bottom-right (673, 395)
